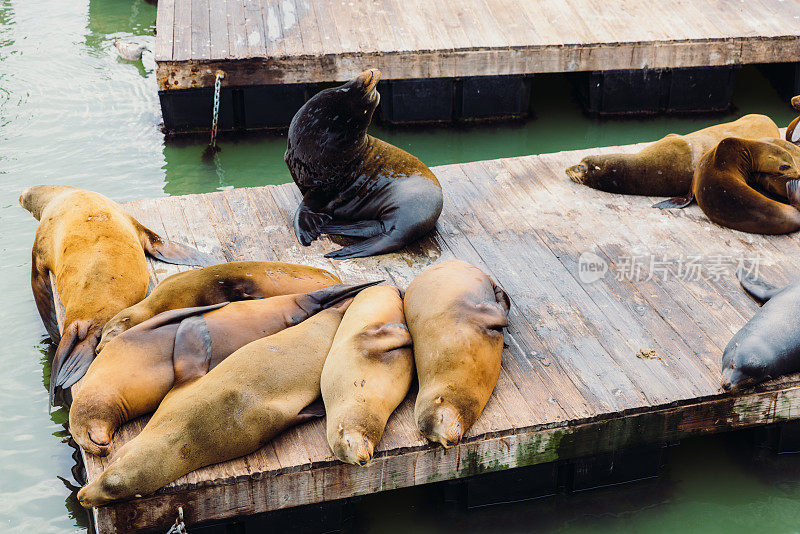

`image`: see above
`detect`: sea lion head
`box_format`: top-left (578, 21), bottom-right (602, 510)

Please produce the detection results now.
top-left (77, 469), bottom-right (135, 508)
top-left (742, 139), bottom-right (800, 198)
top-left (417, 399), bottom-right (464, 448)
top-left (69, 390), bottom-right (121, 457)
top-left (720, 334), bottom-right (770, 391)
top-left (333, 427), bottom-right (376, 466)
top-left (285, 69), bottom-right (381, 191)
top-left (565, 156), bottom-right (629, 193)
top-left (97, 310), bottom-right (139, 353)
top-left (19, 185), bottom-right (76, 221)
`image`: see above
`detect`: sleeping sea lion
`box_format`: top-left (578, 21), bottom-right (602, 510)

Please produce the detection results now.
top-left (77, 304), bottom-right (348, 508)
top-left (285, 68), bottom-right (444, 259)
top-left (321, 284), bottom-right (413, 465)
top-left (404, 260), bottom-right (510, 447)
top-left (19, 185), bottom-right (216, 404)
top-left (69, 281), bottom-right (379, 456)
top-left (786, 95), bottom-right (800, 146)
top-left (97, 261), bottom-right (341, 353)
top-left (657, 137), bottom-right (800, 234)
top-left (722, 270), bottom-right (800, 390)
top-left (566, 114), bottom-right (779, 197)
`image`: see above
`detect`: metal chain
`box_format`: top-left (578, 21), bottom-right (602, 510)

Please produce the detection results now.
top-left (165, 507), bottom-right (188, 534)
top-left (209, 70), bottom-right (226, 151)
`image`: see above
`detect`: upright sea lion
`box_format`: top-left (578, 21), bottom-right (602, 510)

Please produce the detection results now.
top-left (566, 114), bottom-right (779, 196)
top-left (321, 284), bottom-right (413, 465)
top-left (659, 137), bottom-right (800, 234)
top-left (285, 68), bottom-right (444, 259)
top-left (404, 260), bottom-right (510, 447)
top-left (19, 185), bottom-right (216, 404)
top-left (97, 261), bottom-right (341, 353)
top-left (786, 95), bottom-right (800, 146)
top-left (722, 270), bottom-right (800, 390)
top-left (69, 281), bottom-right (379, 456)
top-left (77, 305), bottom-right (348, 508)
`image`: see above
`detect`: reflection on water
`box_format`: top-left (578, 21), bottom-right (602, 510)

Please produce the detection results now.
top-left (0, 0), bottom-right (799, 532)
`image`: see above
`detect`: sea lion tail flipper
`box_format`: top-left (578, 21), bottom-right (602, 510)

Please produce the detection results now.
top-left (324, 234), bottom-right (401, 259)
top-left (50, 321), bottom-right (99, 405)
top-left (319, 219), bottom-right (384, 238)
top-left (172, 316), bottom-right (213, 386)
top-left (489, 276), bottom-right (511, 315)
top-left (787, 179), bottom-right (800, 211)
top-left (31, 262), bottom-right (60, 343)
top-left (653, 191), bottom-right (695, 210)
top-left (306, 280), bottom-right (385, 310)
top-left (136, 223), bottom-right (219, 267)
top-left (736, 268), bottom-right (784, 304)
top-left (128, 302), bottom-right (230, 334)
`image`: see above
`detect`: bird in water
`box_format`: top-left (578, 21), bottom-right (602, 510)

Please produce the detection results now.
top-left (113, 39), bottom-right (149, 61)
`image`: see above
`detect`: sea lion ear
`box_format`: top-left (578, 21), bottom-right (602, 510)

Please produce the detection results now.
top-left (489, 277), bottom-right (511, 315)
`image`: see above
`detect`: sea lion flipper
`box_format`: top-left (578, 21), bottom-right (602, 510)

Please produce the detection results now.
top-left (289, 399), bottom-right (326, 427)
top-left (653, 191), bottom-right (695, 210)
top-left (324, 234), bottom-right (400, 260)
top-left (173, 316), bottom-right (213, 386)
top-left (31, 262), bottom-right (60, 343)
top-left (130, 302), bottom-right (230, 334)
top-left (293, 204), bottom-right (332, 246)
top-left (136, 223), bottom-right (218, 267)
top-left (319, 219), bottom-right (384, 239)
top-left (50, 321), bottom-right (99, 405)
top-left (787, 180), bottom-right (800, 211)
top-left (736, 269), bottom-right (785, 304)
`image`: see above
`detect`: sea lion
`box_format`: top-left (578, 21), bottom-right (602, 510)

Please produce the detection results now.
top-left (285, 68), bottom-right (444, 259)
top-left (566, 114), bottom-right (780, 197)
top-left (19, 185), bottom-right (216, 404)
top-left (404, 260), bottom-right (510, 447)
top-left (69, 281), bottom-right (379, 456)
top-left (722, 270), bottom-right (800, 390)
top-left (77, 304), bottom-right (348, 508)
top-left (786, 95), bottom-right (800, 146)
top-left (321, 284), bottom-right (413, 465)
top-left (658, 137), bottom-right (800, 234)
top-left (97, 261), bottom-right (341, 353)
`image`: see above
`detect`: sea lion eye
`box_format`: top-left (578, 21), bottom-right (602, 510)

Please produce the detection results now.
top-left (780, 164), bottom-right (791, 171)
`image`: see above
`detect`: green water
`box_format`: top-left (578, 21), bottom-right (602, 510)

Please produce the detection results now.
top-left (1, 1), bottom-right (799, 532)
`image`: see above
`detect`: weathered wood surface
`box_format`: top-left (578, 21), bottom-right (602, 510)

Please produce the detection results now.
top-left (62, 142), bottom-right (800, 533)
top-left (154, 0), bottom-right (800, 90)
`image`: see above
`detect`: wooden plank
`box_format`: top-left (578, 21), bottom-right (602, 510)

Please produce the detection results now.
top-left (209, 0), bottom-right (229, 59)
top-left (172, 0), bottom-right (192, 62)
top-left (191, 0), bottom-right (211, 60)
top-left (226, 0), bottom-right (248, 59)
top-left (154, 0), bottom-right (176, 61)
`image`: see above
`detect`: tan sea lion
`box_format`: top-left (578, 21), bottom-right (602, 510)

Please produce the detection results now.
top-left (404, 260), bottom-right (510, 448)
top-left (786, 95), bottom-right (800, 146)
top-left (97, 261), bottom-right (341, 353)
top-left (566, 114), bottom-right (780, 197)
top-left (285, 68), bottom-right (444, 259)
top-left (69, 281), bottom-right (379, 456)
top-left (321, 284), bottom-right (413, 466)
top-left (677, 137), bottom-right (800, 234)
top-left (19, 185), bottom-right (217, 404)
top-left (76, 304), bottom-right (348, 508)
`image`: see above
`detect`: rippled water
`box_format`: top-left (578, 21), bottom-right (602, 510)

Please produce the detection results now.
top-left (1, 1), bottom-right (799, 533)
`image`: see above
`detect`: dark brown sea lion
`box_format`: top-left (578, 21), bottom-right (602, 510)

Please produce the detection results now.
top-left (660, 137), bottom-right (800, 234)
top-left (321, 284), bottom-right (413, 465)
top-left (722, 269), bottom-right (800, 390)
top-left (404, 260), bottom-right (510, 448)
top-left (566, 114), bottom-right (779, 197)
top-left (69, 281), bottom-right (379, 456)
top-left (97, 261), bottom-right (341, 353)
top-left (19, 185), bottom-right (216, 404)
top-left (786, 95), bottom-right (800, 146)
top-left (285, 68), bottom-right (443, 259)
top-left (77, 304), bottom-right (348, 508)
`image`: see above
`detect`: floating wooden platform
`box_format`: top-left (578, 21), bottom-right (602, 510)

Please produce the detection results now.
top-left (63, 142), bottom-right (800, 533)
top-left (154, 0), bottom-right (800, 130)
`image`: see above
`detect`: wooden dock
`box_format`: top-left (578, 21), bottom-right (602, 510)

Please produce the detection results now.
top-left (153, 0), bottom-right (800, 130)
top-left (65, 142), bottom-right (800, 533)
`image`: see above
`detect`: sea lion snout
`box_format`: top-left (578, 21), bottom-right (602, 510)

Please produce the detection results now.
top-left (419, 403), bottom-right (463, 448)
top-left (566, 163), bottom-right (588, 184)
top-left (336, 430), bottom-right (375, 466)
top-left (357, 68), bottom-right (381, 94)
